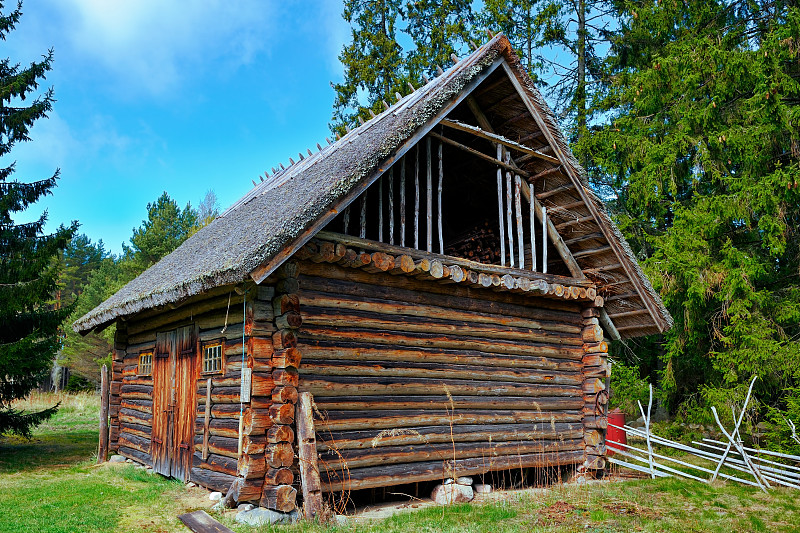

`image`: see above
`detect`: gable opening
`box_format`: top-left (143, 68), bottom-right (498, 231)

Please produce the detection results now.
top-left (323, 128), bottom-right (573, 277)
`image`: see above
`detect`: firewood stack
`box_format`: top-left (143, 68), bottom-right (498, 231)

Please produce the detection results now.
top-left (445, 221), bottom-right (501, 264)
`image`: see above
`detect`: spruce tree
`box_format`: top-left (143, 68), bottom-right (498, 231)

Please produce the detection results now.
top-left (0, 0), bottom-right (76, 437)
top-left (480, 1), bottom-right (615, 154)
top-left (406, 0), bottom-right (475, 79)
top-left (331, 0), bottom-right (409, 132)
top-left (585, 1), bottom-right (800, 410)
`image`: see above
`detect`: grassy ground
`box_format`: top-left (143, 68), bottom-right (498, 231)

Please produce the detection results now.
top-left (1, 392), bottom-right (799, 532)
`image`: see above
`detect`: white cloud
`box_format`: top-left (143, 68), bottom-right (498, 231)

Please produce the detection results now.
top-left (54, 0), bottom-right (277, 95)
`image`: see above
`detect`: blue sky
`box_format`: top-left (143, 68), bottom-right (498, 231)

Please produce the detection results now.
top-left (6, 0), bottom-right (349, 254)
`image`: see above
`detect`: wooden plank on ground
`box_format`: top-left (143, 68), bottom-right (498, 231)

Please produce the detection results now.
top-left (177, 510), bottom-right (235, 533)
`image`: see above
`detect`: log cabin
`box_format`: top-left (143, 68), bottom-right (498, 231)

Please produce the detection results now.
top-left (74, 34), bottom-right (672, 515)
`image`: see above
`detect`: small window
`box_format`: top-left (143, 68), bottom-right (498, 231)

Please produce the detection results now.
top-left (203, 343), bottom-right (224, 374)
top-left (138, 352), bottom-right (153, 376)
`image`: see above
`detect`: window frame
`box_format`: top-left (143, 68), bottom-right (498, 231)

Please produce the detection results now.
top-left (137, 351), bottom-right (153, 376)
top-left (201, 339), bottom-right (225, 375)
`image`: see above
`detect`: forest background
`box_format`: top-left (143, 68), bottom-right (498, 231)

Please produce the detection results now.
top-left (22, 1), bottom-right (800, 452)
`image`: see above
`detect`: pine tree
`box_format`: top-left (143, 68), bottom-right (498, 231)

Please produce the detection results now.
top-left (584, 1), bottom-right (800, 409)
top-left (0, 1), bottom-right (77, 437)
top-left (331, 0), bottom-right (410, 132)
top-left (406, 0), bottom-right (475, 79)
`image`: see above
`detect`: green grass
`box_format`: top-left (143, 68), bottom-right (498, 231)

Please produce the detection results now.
top-left (3, 392), bottom-right (800, 532)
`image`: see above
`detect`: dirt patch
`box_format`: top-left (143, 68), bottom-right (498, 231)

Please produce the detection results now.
top-left (536, 500), bottom-right (586, 525)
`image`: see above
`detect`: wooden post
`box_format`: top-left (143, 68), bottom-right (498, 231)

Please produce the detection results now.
top-left (542, 206), bottom-right (548, 273)
top-left (505, 169), bottom-right (515, 268)
top-left (426, 137), bottom-right (433, 253)
top-left (360, 191), bottom-right (367, 239)
top-left (297, 392), bottom-right (323, 520)
top-left (529, 183), bottom-right (536, 271)
top-left (389, 166), bottom-right (395, 245)
top-left (497, 145), bottom-right (506, 266)
top-left (414, 145), bottom-right (420, 250)
top-left (378, 176), bottom-right (384, 242)
top-left (202, 378), bottom-right (211, 460)
top-left (437, 140), bottom-right (444, 254)
top-left (342, 206), bottom-right (350, 235)
top-left (98, 364), bottom-right (109, 463)
top-left (514, 175), bottom-right (524, 269)
top-left (400, 156), bottom-right (406, 247)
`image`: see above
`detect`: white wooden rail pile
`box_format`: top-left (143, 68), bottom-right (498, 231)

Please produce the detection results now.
top-left (607, 377), bottom-right (800, 492)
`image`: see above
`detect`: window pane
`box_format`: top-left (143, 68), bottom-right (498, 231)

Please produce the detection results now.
top-left (203, 344), bottom-right (222, 373)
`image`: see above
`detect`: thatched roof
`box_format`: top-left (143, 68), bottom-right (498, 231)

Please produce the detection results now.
top-left (74, 34), bottom-right (672, 339)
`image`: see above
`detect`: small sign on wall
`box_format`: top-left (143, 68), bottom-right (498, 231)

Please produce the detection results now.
top-left (241, 367), bottom-right (252, 403)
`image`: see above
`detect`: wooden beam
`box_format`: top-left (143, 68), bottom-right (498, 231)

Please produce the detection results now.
top-left (500, 60), bottom-right (668, 332)
top-left (439, 119), bottom-right (559, 164)
top-left (496, 145), bottom-right (506, 267)
top-left (584, 263), bottom-right (623, 273)
top-left (426, 136), bottom-right (433, 253)
top-left (542, 206), bottom-right (548, 274)
top-left (529, 182), bottom-right (536, 271)
top-left (399, 157), bottom-right (406, 247)
top-left (427, 131), bottom-right (530, 178)
top-left (531, 166), bottom-right (564, 181)
top-left (514, 175), bottom-right (524, 269)
top-left (555, 216), bottom-right (594, 230)
top-left (608, 308), bottom-right (650, 319)
top-left (437, 140), bottom-right (444, 254)
top-left (296, 392), bottom-right (323, 519)
top-left (314, 231), bottom-right (593, 286)
top-left (518, 130), bottom-right (546, 144)
top-left (605, 291), bottom-right (638, 302)
top-left (537, 183), bottom-right (577, 200)
top-left (359, 191), bottom-right (367, 239)
top-left (572, 245), bottom-right (612, 259)
top-left (388, 166), bottom-right (395, 245)
top-left (249, 56), bottom-right (505, 284)
top-left (378, 175), bottom-right (384, 242)
top-left (505, 168), bottom-right (515, 268)
top-left (178, 511), bottom-right (235, 533)
top-left (414, 145), bottom-right (420, 250)
top-left (599, 308), bottom-right (622, 341)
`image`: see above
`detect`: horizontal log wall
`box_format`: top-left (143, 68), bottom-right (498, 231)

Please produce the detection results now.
top-left (296, 260), bottom-right (586, 492)
top-left (113, 284), bottom-right (276, 496)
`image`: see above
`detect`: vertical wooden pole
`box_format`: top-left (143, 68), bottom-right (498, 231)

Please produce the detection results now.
top-left (542, 206), bottom-right (548, 273)
top-left (400, 156), bottom-right (406, 247)
top-left (414, 146), bottom-right (420, 250)
top-left (505, 170), bottom-right (515, 268)
top-left (297, 392), bottom-right (323, 519)
top-left (514, 175), bottom-right (524, 269)
top-left (98, 364), bottom-right (109, 464)
top-left (342, 206), bottom-right (350, 235)
top-left (426, 137), bottom-right (433, 253)
top-left (202, 377), bottom-right (211, 461)
top-left (497, 145), bottom-right (506, 266)
top-left (389, 167), bottom-right (395, 245)
top-left (378, 176), bottom-right (384, 242)
top-left (529, 183), bottom-right (536, 271)
top-left (360, 191), bottom-right (367, 239)
top-left (437, 141), bottom-right (444, 254)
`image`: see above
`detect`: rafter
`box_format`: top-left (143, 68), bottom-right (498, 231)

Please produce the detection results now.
top-left (439, 119), bottom-right (559, 164)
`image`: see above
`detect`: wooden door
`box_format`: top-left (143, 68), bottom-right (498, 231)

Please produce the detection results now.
top-left (151, 326), bottom-right (198, 481)
top-left (151, 330), bottom-right (175, 476)
top-left (172, 325), bottom-right (198, 481)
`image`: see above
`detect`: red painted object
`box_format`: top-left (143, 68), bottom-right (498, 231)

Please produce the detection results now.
top-left (606, 408), bottom-right (627, 456)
